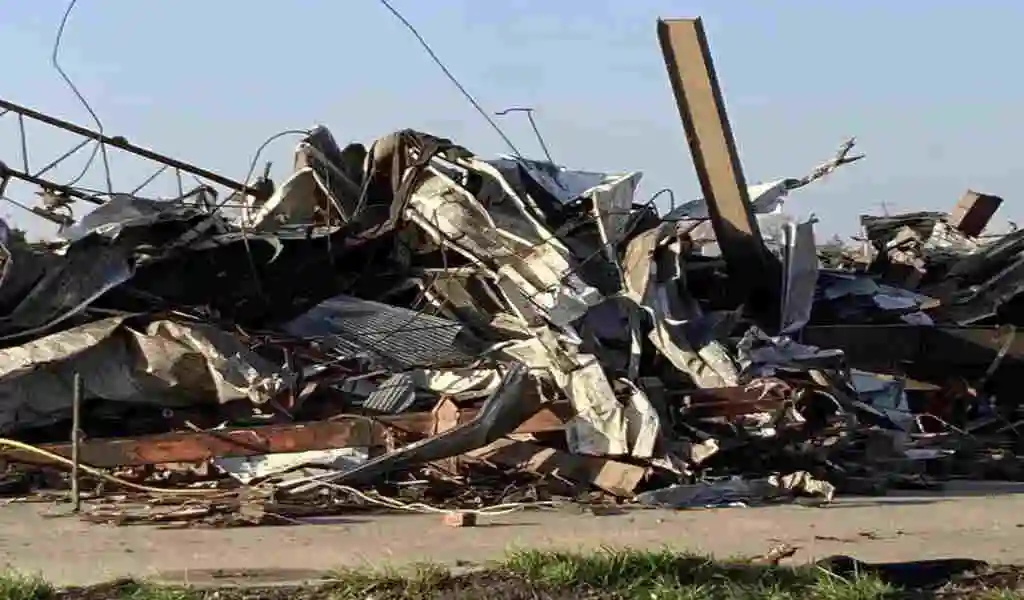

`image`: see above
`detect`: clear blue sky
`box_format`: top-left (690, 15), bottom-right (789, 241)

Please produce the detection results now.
top-left (2, 0), bottom-right (1023, 240)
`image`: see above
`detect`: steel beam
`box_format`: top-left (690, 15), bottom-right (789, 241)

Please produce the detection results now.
top-left (657, 18), bottom-right (780, 315)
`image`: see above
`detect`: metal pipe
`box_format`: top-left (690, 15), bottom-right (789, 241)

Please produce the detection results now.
top-left (131, 164), bottom-right (169, 195)
top-left (0, 97), bottom-right (265, 199)
top-left (32, 138), bottom-right (91, 179)
top-left (0, 166), bottom-right (103, 205)
top-left (17, 115), bottom-right (29, 174)
top-left (495, 107), bottom-right (556, 165)
top-left (71, 372), bottom-right (82, 513)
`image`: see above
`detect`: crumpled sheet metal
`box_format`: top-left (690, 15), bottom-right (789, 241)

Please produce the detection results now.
top-left (215, 447), bottom-right (370, 485)
top-left (0, 317), bottom-right (131, 432)
top-left (292, 126), bottom-right (365, 218)
top-left (243, 167), bottom-right (337, 231)
top-left (499, 333), bottom-right (658, 459)
top-left (240, 125), bottom-right (367, 233)
top-left (779, 219), bottom-right (818, 335)
top-left (128, 319), bottom-right (289, 405)
top-left (0, 192), bottom-right (242, 343)
top-left (0, 221), bottom-right (56, 316)
top-left (850, 370), bottom-right (913, 430)
top-left (579, 171), bottom-right (643, 241)
top-left (406, 161), bottom-right (602, 328)
top-left (665, 179), bottom-right (795, 257)
top-left (281, 362), bottom-right (532, 492)
top-left (283, 294), bottom-right (481, 370)
top-left (564, 356), bottom-right (629, 456)
top-left (58, 193), bottom-right (216, 244)
top-left (636, 470), bottom-right (835, 509)
top-left (0, 316), bottom-right (289, 433)
top-left (488, 156), bottom-right (642, 210)
top-left (416, 368), bottom-right (504, 400)
top-left (622, 223), bottom-right (738, 388)
top-left (0, 241), bottom-right (134, 342)
top-left (737, 327), bottom-right (844, 381)
top-left (666, 179), bottom-right (790, 222)
top-left (622, 378), bottom-right (658, 459)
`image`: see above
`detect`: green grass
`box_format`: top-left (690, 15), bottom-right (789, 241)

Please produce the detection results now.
top-left (0, 572), bottom-right (51, 600)
top-left (503, 547), bottom-right (896, 599)
top-left (0, 549), bottom-right (1019, 599)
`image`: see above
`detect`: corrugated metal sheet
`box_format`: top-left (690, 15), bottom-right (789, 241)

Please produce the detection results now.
top-left (362, 372), bottom-right (417, 414)
top-left (282, 294), bottom-right (480, 369)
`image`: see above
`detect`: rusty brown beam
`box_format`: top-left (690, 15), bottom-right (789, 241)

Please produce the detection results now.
top-left (657, 18), bottom-right (780, 320)
top-left (680, 386), bottom-right (788, 418)
top-left (2, 404), bottom-right (570, 468)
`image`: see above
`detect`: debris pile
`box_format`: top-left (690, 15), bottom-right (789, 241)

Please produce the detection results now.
top-left (0, 122), bottom-right (1020, 527)
top-left (0, 17), bottom-right (1021, 527)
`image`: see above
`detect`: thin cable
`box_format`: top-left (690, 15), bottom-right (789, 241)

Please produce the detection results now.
top-left (178, 128), bottom-right (309, 304)
top-left (318, 482), bottom-right (560, 516)
top-left (53, 0), bottom-right (113, 192)
top-left (215, 129), bottom-right (310, 215)
top-left (230, 129), bottom-right (311, 301)
top-left (376, 0), bottom-right (522, 158)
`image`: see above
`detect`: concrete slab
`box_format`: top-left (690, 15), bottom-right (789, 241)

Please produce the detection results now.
top-left (2, 488), bottom-right (1023, 586)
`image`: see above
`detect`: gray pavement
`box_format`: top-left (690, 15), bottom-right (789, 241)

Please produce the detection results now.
top-left (2, 482), bottom-right (1023, 586)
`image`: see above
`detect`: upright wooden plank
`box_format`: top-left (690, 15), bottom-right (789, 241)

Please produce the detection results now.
top-left (657, 18), bottom-right (777, 304)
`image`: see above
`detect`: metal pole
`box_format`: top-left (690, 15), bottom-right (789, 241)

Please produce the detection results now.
top-left (494, 107), bottom-right (556, 165)
top-left (70, 372), bottom-right (82, 513)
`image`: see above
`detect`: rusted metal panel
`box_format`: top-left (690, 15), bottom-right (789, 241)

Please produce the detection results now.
top-left (950, 190), bottom-right (1003, 237)
top-left (656, 18), bottom-right (777, 309)
top-left (3, 404), bottom-right (570, 468)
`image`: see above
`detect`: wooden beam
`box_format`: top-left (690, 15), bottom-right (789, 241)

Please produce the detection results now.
top-left (657, 18), bottom-right (779, 316)
top-left (950, 190), bottom-right (1003, 237)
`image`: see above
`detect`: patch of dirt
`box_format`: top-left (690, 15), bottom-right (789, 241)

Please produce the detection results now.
top-left (55, 579), bottom-right (144, 600)
top-left (935, 565), bottom-right (1024, 598)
